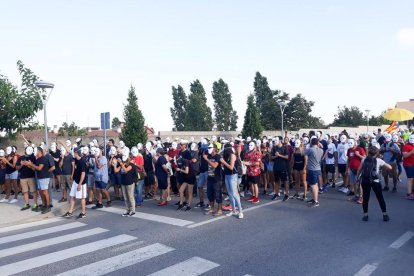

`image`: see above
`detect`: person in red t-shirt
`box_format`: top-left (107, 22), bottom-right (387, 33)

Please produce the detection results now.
top-left (402, 135), bottom-right (414, 199)
top-left (243, 142), bottom-right (262, 204)
top-left (347, 139), bottom-right (366, 202)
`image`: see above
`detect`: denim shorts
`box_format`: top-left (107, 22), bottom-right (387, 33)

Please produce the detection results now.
top-left (404, 166), bottom-right (414, 179)
top-left (95, 181), bottom-right (107, 190)
top-left (307, 170), bottom-right (321, 185)
top-left (197, 171), bottom-right (208, 188)
top-left (5, 171), bottom-right (18, 180)
top-left (37, 178), bottom-right (50, 190)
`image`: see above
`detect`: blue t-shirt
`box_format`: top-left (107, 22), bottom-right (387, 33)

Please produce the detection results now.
top-left (94, 156), bottom-right (108, 183)
top-left (381, 142), bottom-right (400, 164)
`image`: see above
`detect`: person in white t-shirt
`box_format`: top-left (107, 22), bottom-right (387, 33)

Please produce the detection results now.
top-left (337, 135), bottom-right (349, 193)
top-left (324, 138), bottom-right (337, 187)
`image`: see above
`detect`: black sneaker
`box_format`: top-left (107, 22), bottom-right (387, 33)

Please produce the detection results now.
top-left (176, 204), bottom-right (184, 210)
top-left (184, 206), bottom-right (192, 211)
top-left (292, 194), bottom-right (300, 199)
top-left (347, 191), bottom-right (355, 196)
top-left (283, 194), bottom-right (289, 202)
top-left (129, 211), bottom-right (136, 216)
top-left (106, 200), bottom-right (112, 207)
top-left (195, 202), bottom-right (205, 208)
top-left (272, 194), bottom-right (280, 201)
top-left (20, 204), bottom-right (31, 211)
top-left (203, 204), bottom-right (211, 211)
top-left (41, 207), bottom-right (51, 214)
top-left (122, 212), bottom-right (129, 217)
top-left (392, 187), bottom-right (397, 193)
top-left (307, 199), bottom-right (315, 204)
top-left (308, 201), bottom-right (319, 207)
top-left (332, 183), bottom-right (336, 188)
top-left (362, 215), bottom-right (369, 222)
top-left (77, 213), bottom-right (86, 219)
top-left (174, 201), bottom-right (180, 206)
top-left (262, 190), bottom-right (267, 195)
top-left (92, 203), bottom-right (104, 209)
top-left (383, 186), bottom-right (389, 191)
top-left (85, 200), bottom-right (92, 205)
top-left (63, 212), bottom-right (73, 218)
top-left (383, 214), bottom-right (390, 222)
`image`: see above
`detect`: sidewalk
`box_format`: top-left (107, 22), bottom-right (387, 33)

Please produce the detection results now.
top-left (0, 190), bottom-right (68, 228)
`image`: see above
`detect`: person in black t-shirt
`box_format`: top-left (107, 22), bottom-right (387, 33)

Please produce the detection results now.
top-left (203, 144), bottom-right (223, 216)
top-left (63, 149), bottom-right (88, 219)
top-left (16, 146), bottom-right (38, 211)
top-left (271, 138), bottom-right (289, 201)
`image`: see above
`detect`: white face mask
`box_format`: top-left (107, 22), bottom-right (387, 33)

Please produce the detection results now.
top-left (385, 134), bottom-right (392, 142)
top-left (6, 147), bottom-right (12, 155)
top-left (274, 138), bottom-right (280, 145)
top-left (25, 147), bottom-right (34, 156)
top-left (123, 147), bottom-right (130, 156)
top-left (81, 147), bottom-right (89, 155)
top-left (246, 137), bottom-right (251, 142)
top-left (348, 140), bottom-right (355, 148)
top-left (190, 137), bottom-right (195, 142)
top-left (93, 139), bottom-right (98, 146)
top-left (324, 135), bottom-right (329, 141)
top-left (340, 135), bottom-right (347, 143)
top-left (122, 155), bottom-right (128, 162)
top-left (23, 142), bottom-right (28, 148)
top-left (76, 138), bottom-right (82, 144)
top-left (208, 148), bottom-right (213, 154)
top-left (201, 139), bottom-right (207, 145)
top-left (0, 149), bottom-right (5, 157)
top-left (89, 142), bottom-right (94, 148)
top-left (33, 147), bottom-right (38, 156)
top-left (392, 135), bottom-right (398, 143)
top-left (65, 140), bottom-right (71, 147)
top-left (256, 140), bottom-right (262, 147)
top-left (110, 146), bottom-right (117, 155)
top-left (171, 142), bottom-right (178, 150)
top-left (50, 145), bottom-right (57, 152)
top-left (190, 143), bottom-right (197, 151)
top-left (295, 140), bottom-right (301, 148)
top-left (409, 135), bottom-right (414, 144)
top-left (166, 137), bottom-right (171, 143)
top-left (212, 136), bottom-right (217, 142)
top-left (119, 141), bottom-right (125, 148)
top-left (137, 143), bottom-right (143, 150)
top-left (94, 148), bottom-right (100, 157)
top-left (131, 147), bottom-right (139, 157)
top-left (303, 138), bottom-right (309, 145)
top-left (60, 147), bottom-right (67, 155)
top-left (249, 142), bottom-right (255, 151)
top-left (145, 142), bottom-right (152, 151)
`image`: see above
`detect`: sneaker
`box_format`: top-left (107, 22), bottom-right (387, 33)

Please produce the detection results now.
top-left (341, 187), bottom-right (349, 194)
top-left (262, 190), bottom-right (267, 195)
top-left (41, 207), bottom-right (51, 214)
top-left (356, 197), bottom-right (363, 204)
top-left (383, 214), bottom-right (390, 222)
top-left (272, 194), bottom-right (280, 201)
top-left (63, 212), bottom-right (73, 218)
top-left (77, 213), bottom-right (86, 219)
top-left (129, 211), bottom-right (136, 216)
top-left (92, 203), bottom-right (104, 209)
top-left (283, 194), bottom-right (289, 202)
top-left (246, 191), bottom-right (252, 196)
top-left (58, 198), bottom-right (67, 203)
top-left (158, 201), bottom-right (168, 206)
top-left (166, 196), bottom-right (172, 201)
top-left (347, 191), bottom-right (355, 196)
top-left (247, 196), bottom-right (255, 202)
top-left (307, 199), bottom-right (315, 204)
top-left (0, 198), bottom-right (9, 203)
top-left (332, 183), bottom-right (336, 188)
top-left (268, 192), bottom-right (276, 196)
top-left (292, 193), bottom-right (300, 199)
top-left (302, 196), bottom-right (307, 201)
top-left (222, 204), bottom-right (232, 211)
top-left (203, 204), bottom-right (211, 211)
top-left (338, 184), bottom-right (345, 189)
top-left (226, 211), bottom-right (236, 217)
top-left (183, 206), bottom-right (191, 211)
top-left (20, 204), bottom-right (31, 211)
top-left (122, 212), bottom-right (129, 217)
top-left (318, 188), bottom-right (324, 194)
top-left (308, 201), bottom-right (319, 207)
top-left (195, 202), bottom-right (205, 208)
top-left (362, 215), bottom-right (369, 222)
top-left (252, 197), bottom-right (260, 204)
top-left (383, 186), bottom-right (389, 191)
top-left (238, 212), bottom-right (244, 219)
top-left (338, 187), bottom-right (345, 193)
top-left (106, 201), bottom-right (112, 207)
top-left (240, 191), bottom-right (245, 198)
top-left (32, 205), bottom-right (40, 212)
top-left (322, 185), bottom-right (328, 193)
top-left (174, 201), bottom-right (180, 206)
top-left (85, 200), bottom-right (93, 205)
top-left (224, 196), bottom-right (229, 201)
top-left (392, 187), bottom-right (397, 193)
top-left (176, 204), bottom-right (184, 210)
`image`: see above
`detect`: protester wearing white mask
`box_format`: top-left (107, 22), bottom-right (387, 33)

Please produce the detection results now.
top-left (380, 133), bottom-right (400, 192)
top-left (244, 142), bottom-right (262, 204)
top-left (0, 146), bottom-right (19, 203)
top-left (15, 146), bottom-right (38, 210)
top-left (402, 135), bottom-right (414, 199)
top-left (337, 135), bottom-right (350, 193)
top-left (58, 146), bottom-right (75, 203)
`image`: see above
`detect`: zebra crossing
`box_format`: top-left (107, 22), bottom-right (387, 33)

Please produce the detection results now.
top-left (0, 218), bottom-right (220, 276)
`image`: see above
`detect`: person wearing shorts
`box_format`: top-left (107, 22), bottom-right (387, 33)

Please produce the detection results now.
top-left (380, 134), bottom-right (400, 192)
top-left (292, 140), bottom-right (308, 201)
top-left (93, 148), bottom-right (111, 209)
top-left (306, 138), bottom-right (323, 207)
top-left (0, 147), bottom-right (19, 203)
top-left (402, 135), bottom-right (414, 199)
top-left (204, 144), bottom-right (223, 215)
top-left (86, 149), bottom-right (96, 204)
top-left (177, 159), bottom-right (196, 211)
top-left (196, 148), bottom-right (209, 208)
top-left (63, 149), bottom-right (88, 219)
top-left (271, 137), bottom-right (289, 201)
top-left (58, 146), bottom-right (74, 202)
top-left (16, 146), bottom-right (38, 211)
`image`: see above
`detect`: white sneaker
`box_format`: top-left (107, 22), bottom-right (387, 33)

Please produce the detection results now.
top-left (166, 196), bottom-right (172, 202)
top-left (238, 212), bottom-right (244, 219)
top-left (226, 211), bottom-right (235, 217)
top-left (0, 198), bottom-right (9, 203)
top-left (224, 196), bottom-right (229, 201)
top-left (268, 192), bottom-right (275, 196)
top-left (9, 199), bottom-right (18, 204)
top-left (342, 188), bottom-right (349, 194)
top-left (246, 191), bottom-right (252, 196)
top-left (240, 192), bottom-right (245, 198)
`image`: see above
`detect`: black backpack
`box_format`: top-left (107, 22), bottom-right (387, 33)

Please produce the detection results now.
top-left (361, 157), bottom-right (379, 183)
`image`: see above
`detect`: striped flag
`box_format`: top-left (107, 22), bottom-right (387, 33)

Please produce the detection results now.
top-left (385, 121), bottom-right (399, 133)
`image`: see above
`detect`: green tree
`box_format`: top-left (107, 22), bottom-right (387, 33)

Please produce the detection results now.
top-left (111, 117), bottom-right (121, 128)
top-left (369, 111), bottom-right (391, 126)
top-left (120, 85), bottom-right (147, 146)
top-left (0, 61), bottom-right (44, 136)
top-left (283, 94), bottom-right (325, 130)
top-left (211, 79), bottom-right (238, 131)
top-left (59, 122), bottom-right (86, 137)
top-left (331, 106), bottom-right (365, 127)
top-left (253, 72), bottom-right (279, 130)
top-left (170, 85), bottom-right (188, 131)
top-left (185, 80), bottom-right (213, 131)
top-left (242, 94), bottom-right (263, 139)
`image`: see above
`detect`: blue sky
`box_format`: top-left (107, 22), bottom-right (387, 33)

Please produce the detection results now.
top-left (1, 0), bottom-right (414, 132)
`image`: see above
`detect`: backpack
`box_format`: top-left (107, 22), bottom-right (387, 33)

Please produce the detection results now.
top-left (361, 157), bottom-right (379, 183)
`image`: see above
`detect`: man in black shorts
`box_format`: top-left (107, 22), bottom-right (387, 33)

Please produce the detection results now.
top-left (271, 137), bottom-right (289, 201)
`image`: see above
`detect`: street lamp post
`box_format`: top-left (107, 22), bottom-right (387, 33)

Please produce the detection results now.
top-left (277, 100), bottom-right (288, 137)
top-left (365, 109), bottom-right (370, 134)
top-left (35, 80), bottom-right (55, 148)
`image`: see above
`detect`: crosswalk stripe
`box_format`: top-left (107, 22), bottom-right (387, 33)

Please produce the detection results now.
top-left (55, 243), bottom-right (175, 276)
top-left (147, 256), bottom-right (220, 276)
top-left (0, 227), bottom-right (108, 258)
top-left (0, 222), bottom-right (85, 245)
top-left (92, 207), bottom-right (194, 227)
top-left (0, 218), bottom-right (63, 234)
top-left (0, 234), bottom-right (137, 275)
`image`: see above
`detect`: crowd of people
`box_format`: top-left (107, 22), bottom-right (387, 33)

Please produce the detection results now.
top-left (1, 128), bottom-right (413, 222)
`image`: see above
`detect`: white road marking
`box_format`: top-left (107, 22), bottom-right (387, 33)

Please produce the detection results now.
top-left (0, 228), bottom-right (108, 258)
top-left (187, 200), bottom-right (282, 228)
top-left (147, 257), bottom-right (219, 276)
top-left (0, 222), bottom-right (85, 245)
top-left (91, 207), bottom-right (194, 227)
top-left (389, 231), bottom-right (414, 249)
top-left (354, 263), bottom-right (378, 276)
top-left (0, 218), bottom-right (63, 234)
top-left (0, 234), bottom-right (137, 275)
top-left (55, 243), bottom-right (174, 276)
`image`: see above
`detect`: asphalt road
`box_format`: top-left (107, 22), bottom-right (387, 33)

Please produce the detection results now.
top-left (0, 178), bottom-right (413, 276)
